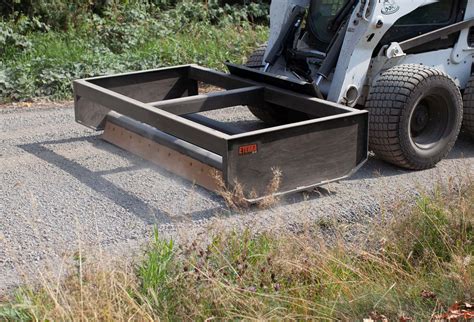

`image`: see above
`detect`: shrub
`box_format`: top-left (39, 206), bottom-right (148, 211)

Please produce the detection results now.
top-left (0, 21), bottom-right (32, 54)
top-left (1, 0), bottom-right (270, 28)
top-left (0, 0), bottom-right (269, 102)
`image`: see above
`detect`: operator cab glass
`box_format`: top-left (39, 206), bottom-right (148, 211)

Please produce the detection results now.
top-left (307, 0), bottom-right (463, 54)
top-left (380, 0), bottom-right (463, 54)
top-left (307, 0), bottom-right (347, 52)
top-left (395, 0), bottom-right (453, 25)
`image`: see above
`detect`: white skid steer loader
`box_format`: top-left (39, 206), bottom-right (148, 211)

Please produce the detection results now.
top-left (74, 0), bottom-right (474, 201)
top-left (245, 0), bottom-right (474, 170)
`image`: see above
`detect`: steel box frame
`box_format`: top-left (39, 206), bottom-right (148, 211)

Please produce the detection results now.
top-left (74, 64), bottom-right (368, 200)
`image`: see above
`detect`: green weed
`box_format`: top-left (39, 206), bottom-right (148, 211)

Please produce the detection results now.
top-left (2, 179), bottom-right (472, 320)
top-left (0, 304), bottom-right (31, 321)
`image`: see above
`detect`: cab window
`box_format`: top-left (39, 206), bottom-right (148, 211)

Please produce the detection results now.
top-left (394, 0), bottom-right (454, 26)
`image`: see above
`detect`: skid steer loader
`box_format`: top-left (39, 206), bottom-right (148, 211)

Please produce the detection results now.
top-left (74, 0), bottom-right (474, 201)
top-left (244, 0), bottom-right (474, 171)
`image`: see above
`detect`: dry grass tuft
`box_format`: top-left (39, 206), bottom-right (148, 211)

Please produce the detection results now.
top-left (1, 257), bottom-right (157, 321)
top-left (256, 167), bottom-right (283, 209)
top-left (212, 169), bottom-right (250, 209)
top-left (212, 167), bottom-right (283, 210)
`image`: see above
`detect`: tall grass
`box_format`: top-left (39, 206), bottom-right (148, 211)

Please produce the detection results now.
top-left (0, 22), bottom-right (267, 102)
top-left (1, 177), bottom-right (472, 320)
top-left (0, 2), bottom-right (269, 102)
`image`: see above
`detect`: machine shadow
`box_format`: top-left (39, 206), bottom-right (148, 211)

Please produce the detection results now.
top-left (444, 133), bottom-right (474, 159)
top-left (346, 136), bottom-right (474, 181)
top-left (17, 133), bottom-right (338, 216)
top-left (18, 132), bottom-right (473, 223)
top-left (18, 135), bottom-right (227, 225)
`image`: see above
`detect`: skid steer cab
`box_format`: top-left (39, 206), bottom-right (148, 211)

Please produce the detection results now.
top-left (74, 0), bottom-right (474, 202)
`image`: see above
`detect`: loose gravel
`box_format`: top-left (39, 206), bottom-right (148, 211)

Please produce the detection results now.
top-left (1, 104), bottom-right (473, 292)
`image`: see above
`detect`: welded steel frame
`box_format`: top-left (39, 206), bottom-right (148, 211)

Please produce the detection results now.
top-left (74, 64), bottom-right (369, 199)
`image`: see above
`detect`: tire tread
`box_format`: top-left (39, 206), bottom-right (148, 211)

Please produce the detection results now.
top-left (462, 77), bottom-right (474, 137)
top-left (245, 45), bottom-right (281, 124)
top-left (366, 64), bottom-right (462, 170)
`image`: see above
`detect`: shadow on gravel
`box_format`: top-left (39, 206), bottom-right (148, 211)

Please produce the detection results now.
top-left (444, 133), bottom-right (474, 159)
top-left (347, 136), bottom-right (474, 181)
top-left (18, 135), bottom-right (226, 225)
top-left (18, 132), bottom-right (472, 223)
top-left (17, 133), bottom-right (340, 223)
top-left (347, 158), bottom-right (408, 180)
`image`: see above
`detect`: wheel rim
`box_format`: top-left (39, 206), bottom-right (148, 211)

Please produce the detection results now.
top-left (409, 90), bottom-right (451, 151)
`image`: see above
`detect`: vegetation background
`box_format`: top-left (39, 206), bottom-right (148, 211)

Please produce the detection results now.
top-left (0, 0), bottom-right (270, 102)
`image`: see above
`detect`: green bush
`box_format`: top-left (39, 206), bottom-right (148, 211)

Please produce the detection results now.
top-left (0, 23), bottom-right (268, 101)
top-left (0, 21), bottom-right (32, 53)
top-left (0, 0), bottom-right (269, 102)
top-left (1, 0), bottom-right (270, 28)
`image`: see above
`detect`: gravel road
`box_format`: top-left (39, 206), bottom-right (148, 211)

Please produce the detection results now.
top-left (1, 104), bottom-right (473, 292)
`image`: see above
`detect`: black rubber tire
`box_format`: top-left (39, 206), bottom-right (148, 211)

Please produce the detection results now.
top-left (246, 44), bottom-right (267, 68)
top-left (462, 76), bottom-right (474, 138)
top-left (366, 64), bottom-right (463, 170)
top-left (245, 45), bottom-right (309, 125)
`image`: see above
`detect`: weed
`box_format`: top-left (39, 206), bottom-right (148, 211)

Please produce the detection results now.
top-left (138, 228), bottom-right (174, 295)
top-left (3, 178), bottom-right (472, 320)
top-left (0, 304), bottom-right (31, 321)
top-left (212, 169), bottom-right (250, 209)
top-left (257, 167), bottom-right (283, 208)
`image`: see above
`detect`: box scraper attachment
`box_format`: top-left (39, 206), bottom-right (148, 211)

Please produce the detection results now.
top-left (74, 64), bottom-right (368, 202)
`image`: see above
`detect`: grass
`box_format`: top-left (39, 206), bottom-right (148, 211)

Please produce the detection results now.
top-left (1, 9), bottom-right (268, 102)
top-left (0, 175), bottom-right (472, 321)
